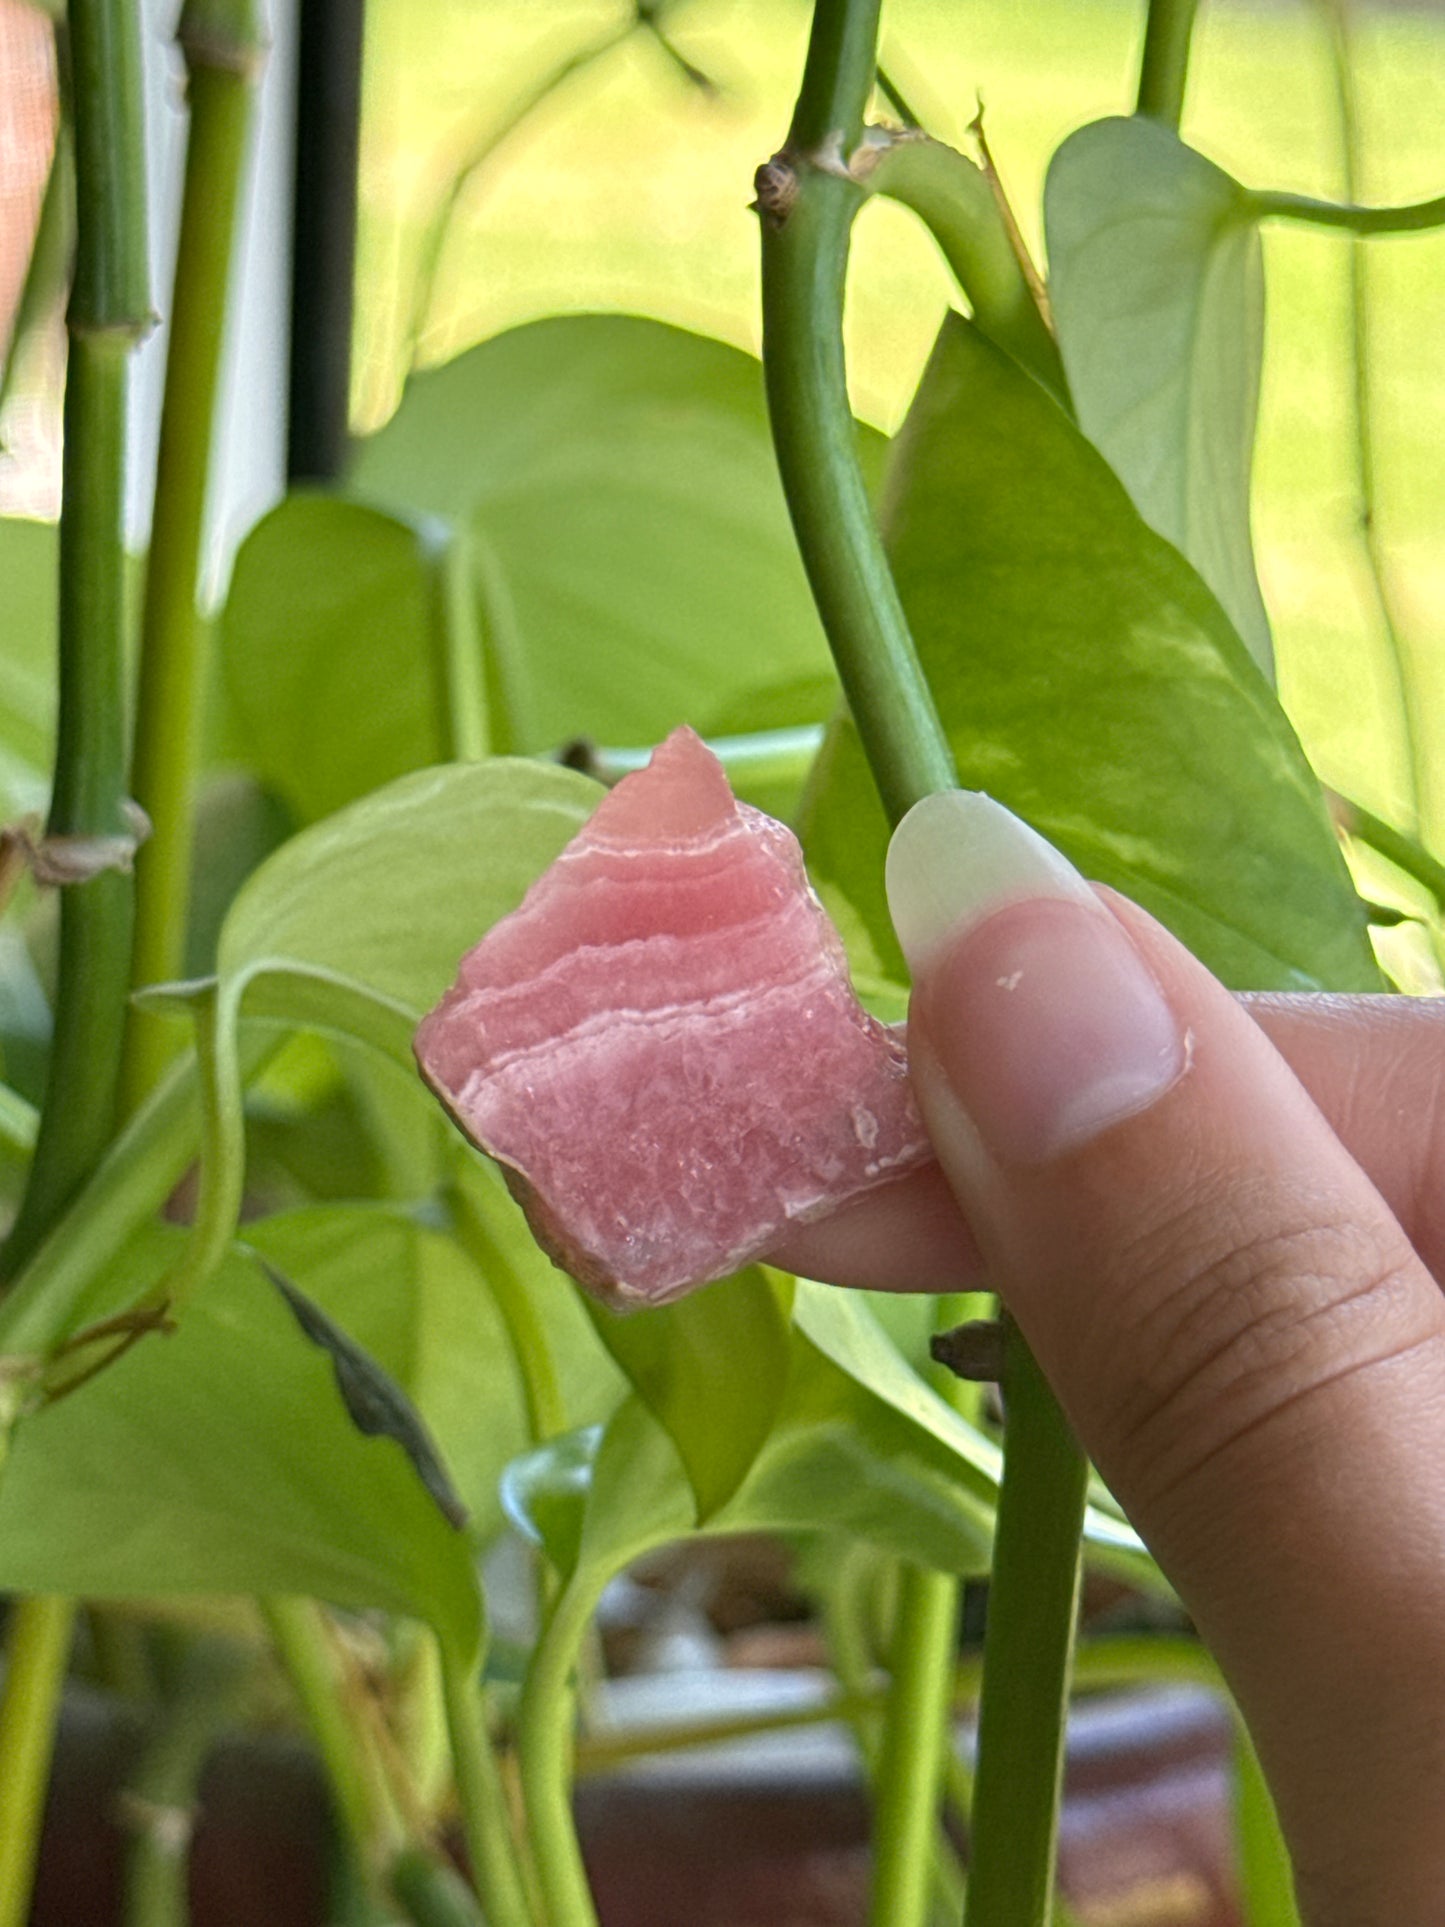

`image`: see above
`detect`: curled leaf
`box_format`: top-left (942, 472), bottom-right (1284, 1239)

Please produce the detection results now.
top-left (262, 1258), bottom-right (469, 1532)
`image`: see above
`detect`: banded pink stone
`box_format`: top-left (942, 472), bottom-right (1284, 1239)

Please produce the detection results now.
top-left (414, 727), bottom-right (930, 1307)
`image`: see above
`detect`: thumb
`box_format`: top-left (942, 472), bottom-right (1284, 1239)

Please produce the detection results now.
top-left (887, 791), bottom-right (1445, 1924)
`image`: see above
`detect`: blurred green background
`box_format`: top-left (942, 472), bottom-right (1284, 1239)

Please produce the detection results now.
top-left (354, 0), bottom-right (1445, 961)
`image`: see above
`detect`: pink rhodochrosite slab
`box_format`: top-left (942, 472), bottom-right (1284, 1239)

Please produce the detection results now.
top-left (414, 728), bottom-right (931, 1308)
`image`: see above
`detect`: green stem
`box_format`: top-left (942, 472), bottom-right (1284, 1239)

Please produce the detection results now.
top-left (875, 64), bottom-right (922, 127)
top-left (0, 11), bottom-right (150, 1920)
top-left (570, 1633), bottom-right (1223, 1774)
top-left (120, 0), bottom-right (267, 1114)
top-left (950, 1749), bottom-right (1084, 1927)
top-left (64, 4), bottom-right (152, 332)
top-left (136, 983), bottom-right (246, 1320)
top-left (1249, 186), bottom-right (1445, 235)
top-left (265, 1605), bottom-right (508, 1924)
top-left (0, 114), bottom-right (73, 429)
top-left (574, 725), bottom-right (823, 793)
top-left (439, 1646), bottom-right (535, 1927)
top-left (5, 347), bottom-right (136, 1274)
top-left (1135, 0), bottom-right (1200, 128)
top-left (517, 1577), bottom-right (604, 1927)
top-left (1233, 1726), bottom-right (1300, 1925)
top-left (759, 7), bottom-right (953, 825)
top-left (85, 1609), bottom-right (156, 1702)
top-left (0, 1598), bottom-right (75, 1927)
top-left (1315, 0), bottom-right (1428, 843)
top-left (868, 1294), bottom-right (977, 1927)
top-left (263, 1596), bottom-right (401, 1875)
top-left (0, 1087), bottom-right (38, 1160)
top-left (424, 523), bottom-right (490, 763)
top-left (1331, 791), bottom-right (1445, 912)
top-left (786, 0), bottom-right (880, 152)
top-left (390, 1849), bottom-right (487, 1927)
top-left (758, 176), bottom-right (952, 813)
top-left (859, 136), bottom-right (1067, 401)
top-left (3, 0), bottom-right (152, 1284)
top-left (868, 1567), bottom-right (962, 1927)
top-left (820, 1546), bottom-right (885, 1767)
top-left (580, 1684), bottom-right (878, 1774)
top-left (763, 40), bottom-right (967, 1910)
top-left (963, 1324), bottom-right (1089, 1927)
top-left (765, 9), bottom-right (1089, 1923)
top-left (449, 1171), bottom-right (565, 1444)
top-left (828, 1555), bottom-right (972, 1924)
top-left (0, 1040), bottom-right (232, 1364)
top-left (122, 1642), bottom-right (252, 1927)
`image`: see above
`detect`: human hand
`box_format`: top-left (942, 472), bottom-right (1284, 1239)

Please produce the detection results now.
top-left (774, 791), bottom-right (1445, 1927)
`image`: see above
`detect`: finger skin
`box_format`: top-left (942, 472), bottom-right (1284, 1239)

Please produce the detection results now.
top-left (899, 894), bottom-right (1445, 1924)
top-left (770, 991), bottom-right (1445, 1293)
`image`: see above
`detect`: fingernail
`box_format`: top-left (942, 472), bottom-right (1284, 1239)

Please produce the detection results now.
top-left (886, 792), bottom-right (1186, 1165)
top-left (886, 791), bottom-right (1097, 964)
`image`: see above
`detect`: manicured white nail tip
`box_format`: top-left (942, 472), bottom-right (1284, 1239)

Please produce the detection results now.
top-left (885, 790), bottom-right (1095, 972)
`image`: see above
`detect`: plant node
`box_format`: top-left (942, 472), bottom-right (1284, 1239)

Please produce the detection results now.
top-left (930, 1318), bottom-right (1006, 1382)
top-left (752, 154), bottom-right (799, 228)
top-left (0, 800), bottom-right (151, 895)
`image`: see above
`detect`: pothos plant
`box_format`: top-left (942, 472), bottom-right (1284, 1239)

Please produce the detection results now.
top-left (0, 0), bottom-right (1440, 1923)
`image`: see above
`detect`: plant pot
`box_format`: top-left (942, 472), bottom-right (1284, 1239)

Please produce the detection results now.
top-left (32, 1686), bottom-right (332, 1927)
top-left (577, 1671), bottom-right (1239, 1927)
top-left (30, 1672), bottom-right (1240, 1925)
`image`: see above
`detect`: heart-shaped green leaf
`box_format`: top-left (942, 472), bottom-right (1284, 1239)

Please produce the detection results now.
top-left (0, 1229), bottom-right (483, 1662)
top-left (247, 1193), bottom-right (624, 1545)
top-left (716, 1340), bottom-right (996, 1579)
top-left (350, 316), bottom-right (857, 754)
top-left (137, 761), bottom-right (604, 1366)
top-left (731, 1283), bottom-right (1152, 1585)
top-left (217, 758), bottom-right (603, 1058)
top-left (245, 1204), bottom-right (527, 1541)
top-left (0, 762), bottom-right (611, 1373)
top-left (506, 1282), bottom-right (1151, 1591)
top-left (219, 496), bottom-right (449, 826)
top-left (265, 1259), bottom-right (471, 1530)
top-left (583, 1267), bottom-right (794, 1523)
top-left (801, 318), bottom-right (1378, 995)
top-left (501, 1423), bottom-right (607, 1586)
top-left (1046, 115), bottom-right (1271, 675)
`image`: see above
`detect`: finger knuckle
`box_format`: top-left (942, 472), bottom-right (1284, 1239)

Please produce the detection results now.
top-left (1094, 1177), bottom-right (1434, 1516)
